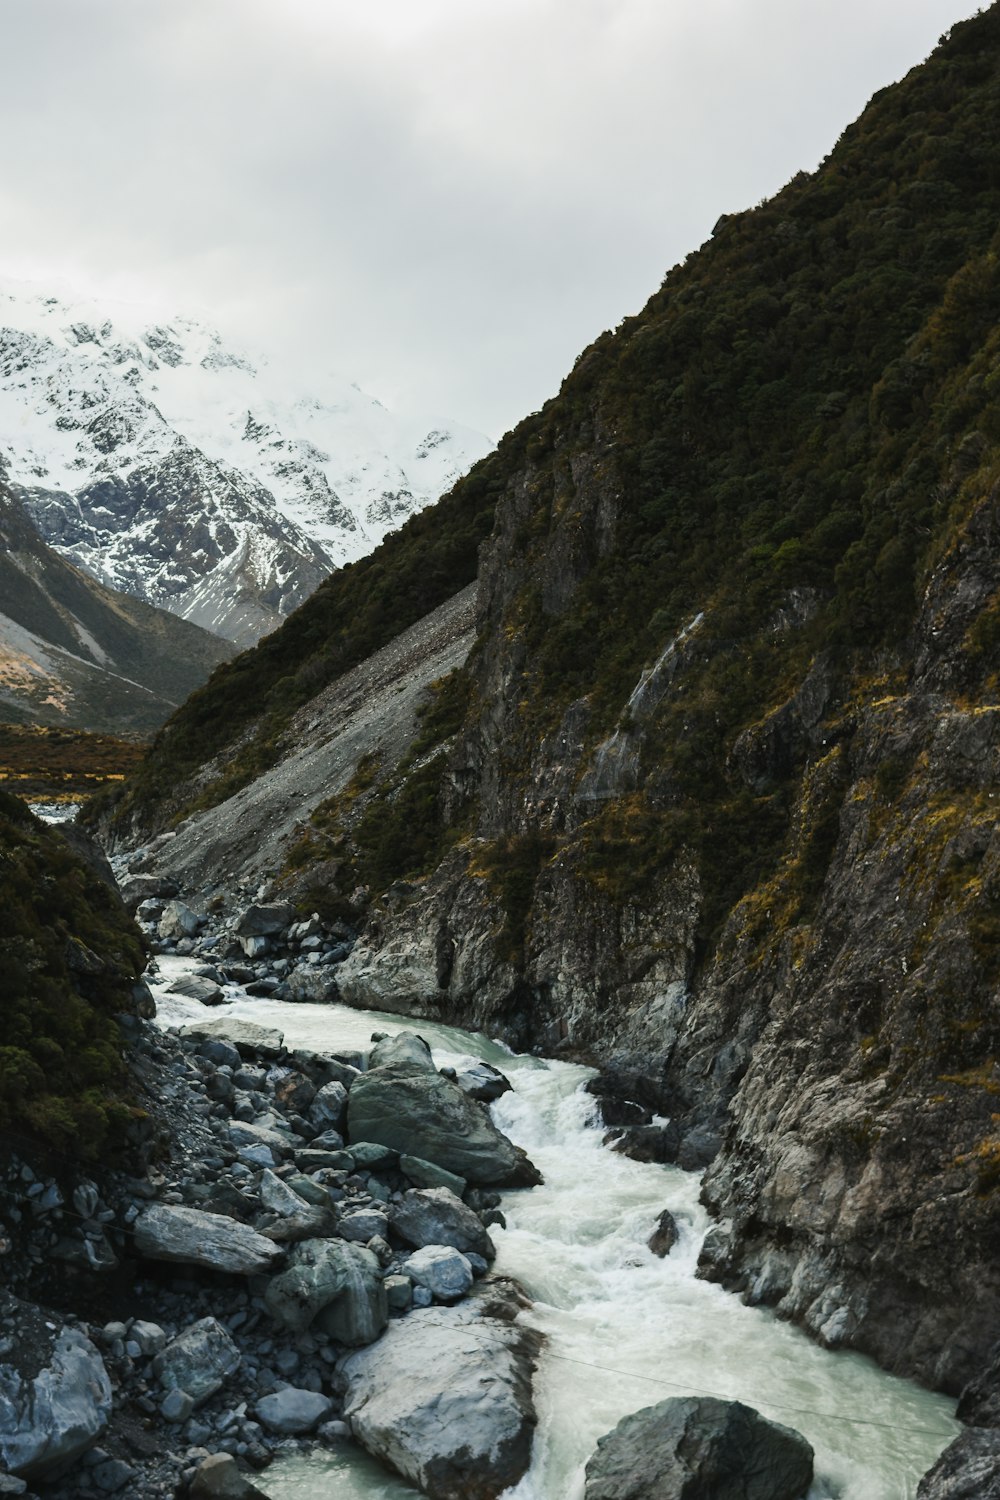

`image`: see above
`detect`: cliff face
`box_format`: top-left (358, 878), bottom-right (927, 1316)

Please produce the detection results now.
top-left (102, 9), bottom-right (1000, 1391)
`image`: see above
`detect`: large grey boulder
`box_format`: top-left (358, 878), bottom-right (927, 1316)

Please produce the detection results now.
top-left (342, 1298), bottom-right (540, 1500)
top-left (179, 1017), bottom-right (285, 1057)
top-left (583, 1397), bottom-right (814, 1500)
top-left (158, 900), bottom-right (204, 940)
top-left (917, 1430), bottom-right (1000, 1499)
top-left (391, 1187), bottom-right (494, 1260)
top-left (347, 1057), bottom-right (539, 1187)
top-left (152, 1318), bottom-right (241, 1407)
top-left (236, 902), bottom-right (293, 936)
top-left (0, 1316), bottom-right (111, 1480)
top-left (167, 974), bottom-right (225, 1005)
top-left (264, 1238), bottom-right (387, 1346)
top-left (254, 1387), bottom-right (334, 1435)
top-left (369, 1031), bottom-right (435, 1071)
top-left (134, 1204), bottom-right (282, 1275)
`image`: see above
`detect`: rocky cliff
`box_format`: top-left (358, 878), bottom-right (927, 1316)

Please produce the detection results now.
top-left (97, 7), bottom-right (1000, 1399)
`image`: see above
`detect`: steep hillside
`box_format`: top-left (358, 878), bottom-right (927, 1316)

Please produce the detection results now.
top-left (0, 282), bottom-right (491, 644)
top-left (98, 9), bottom-right (1000, 1393)
top-left (0, 477), bottom-right (234, 734)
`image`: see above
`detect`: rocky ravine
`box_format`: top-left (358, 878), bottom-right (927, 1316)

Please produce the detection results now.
top-left (0, 905), bottom-right (543, 1500)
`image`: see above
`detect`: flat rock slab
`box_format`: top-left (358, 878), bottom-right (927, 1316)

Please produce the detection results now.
top-left (134, 1204), bottom-right (282, 1275)
top-left (342, 1298), bottom-right (541, 1500)
top-left (179, 1017), bottom-right (285, 1057)
top-left (583, 1396), bottom-right (814, 1500)
top-left (167, 974), bottom-right (224, 1005)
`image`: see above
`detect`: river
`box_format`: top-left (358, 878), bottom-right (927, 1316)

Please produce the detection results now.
top-left (148, 956), bottom-right (958, 1500)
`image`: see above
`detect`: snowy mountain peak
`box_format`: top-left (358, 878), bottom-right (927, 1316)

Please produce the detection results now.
top-left (0, 277), bottom-right (493, 645)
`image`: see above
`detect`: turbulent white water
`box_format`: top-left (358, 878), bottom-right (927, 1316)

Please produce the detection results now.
top-left (149, 959), bottom-right (959, 1500)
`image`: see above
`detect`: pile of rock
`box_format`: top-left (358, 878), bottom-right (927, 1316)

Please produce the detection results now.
top-left (128, 887), bottom-right (358, 1005)
top-left (0, 1024), bottom-right (541, 1499)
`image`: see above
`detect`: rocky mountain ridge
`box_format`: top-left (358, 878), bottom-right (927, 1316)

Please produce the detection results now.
top-left (0, 280), bottom-right (492, 646)
top-left (0, 475), bottom-right (234, 734)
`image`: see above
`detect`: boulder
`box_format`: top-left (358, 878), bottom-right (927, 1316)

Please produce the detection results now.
top-left (254, 1387), bottom-right (334, 1436)
top-left (648, 1209), bottom-right (679, 1258)
top-left (917, 1429), bottom-right (1000, 1499)
top-left (339, 1208), bottom-right (390, 1244)
top-left (228, 1120), bottom-right (293, 1163)
top-left (342, 1299), bottom-right (540, 1500)
top-left (391, 1187), bottom-right (494, 1260)
top-left (405, 1245), bottom-right (474, 1301)
top-left (167, 974), bottom-right (225, 1006)
top-left (118, 874), bottom-right (179, 914)
top-left (583, 1397), bottom-right (814, 1500)
top-left (236, 902), bottom-right (293, 936)
top-left (152, 1318), bottom-right (241, 1407)
top-left (399, 1155), bottom-right (467, 1197)
top-left (158, 900), bottom-right (204, 940)
top-left (189, 1453), bottom-right (272, 1499)
top-left (134, 1204), bottom-right (282, 1275)
top-left (284, 969), bottom-right (340, 1003)
top-left (308, 1080), bottom-right (349, 1132)
top-left (265, 1239), bottom-right (388, 1346)
top-left (0, 1312), bottom-right (111, 1480)
top-left (454, 1061), bottom-right (513, 1103)
top-left (347, 1059), bottom-right (539, 1187)
top-left (179, 1017), bottom-right (285, 1057)
top-left (369, 1031), bottom-right (435, 1071)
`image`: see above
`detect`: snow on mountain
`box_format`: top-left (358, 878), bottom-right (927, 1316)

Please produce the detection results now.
top-left (0, 277), bottom-right (493, 646)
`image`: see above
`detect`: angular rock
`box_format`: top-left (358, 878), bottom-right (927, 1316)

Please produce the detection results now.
top-left (265, 1238), bottom-right (388, 1346)
top-left (228, 1120), bottom-right (294, 1163)
top-left (308, 1080), bottom-right (349, 1132)
top-left (583, 1396), bottom-right (814, 1500)
top-left (119, 874), bottom-right (179, 914)
top-left (236, 902), bottom-right (293, 936)
top-left (284, 969), bottom-right (340, 1003)
top-left (342, 1299), bottom-right (540, 1500)
top-left (917, 1429), bottom-right (1000, 1499)
top-left (405, 1245), bottom-right (474, 1300)
top-left (391, 1187), bottom-right (494, 1260)
top-left (0, 1318), bottom-right (111, 1480)
top-left (399, 1154), bottom-right (467, 1197)
top-left (339, 1208), bottom-right (390, 1243)
top-left (254, 1387), bottom-right (334, 1436)
top-left (199, 1038), bottom-right (242, 1070)
top-left (259, 1168), bottom-right (309, 1217)
top-left (167, 974), bottom-right (225, 1006)
top-left (152, 1318), bottom-right (241, 1407)
top-left (454, 1061), bottom-right (513, 1103)
top-left (189, 1453), bottom-right (272, 1499)
top-left (179, 1017), bottom-right (285, 1057)
top-left (648, 1209), bottom-right (679, 1258)
top-left (274, 1071), bottom-right (316, 1114)
top-left (957, 1342), bottom-right (1000, 1428)
top-left (370, 1031), bottom-right (435, 1071)
top-left (347, 1059), bottom-right (539, 1186)
top-left (133, 1204), bottom-right (282, 1274)
top-left (158, 900), bottom-right (204, 940)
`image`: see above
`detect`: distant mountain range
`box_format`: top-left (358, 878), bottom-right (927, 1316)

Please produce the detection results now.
top-left (0, 280), bottom-right (492, 646)
top-left (0, 470), bottom-right (234, 734)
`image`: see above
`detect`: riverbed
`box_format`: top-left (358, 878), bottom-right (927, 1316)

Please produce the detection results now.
top-left (149, 957), bottom-right (958, 1500)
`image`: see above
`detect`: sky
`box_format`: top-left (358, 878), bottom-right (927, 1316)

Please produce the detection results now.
top-left (0, 0), bottom-right (987, 438)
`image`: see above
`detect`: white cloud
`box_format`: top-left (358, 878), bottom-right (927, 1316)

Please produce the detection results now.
top-left (0, 0), bottom-right (984, 435)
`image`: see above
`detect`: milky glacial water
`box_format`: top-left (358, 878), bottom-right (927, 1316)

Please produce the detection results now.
top-left (150, 958), bottom-right (958, 1499)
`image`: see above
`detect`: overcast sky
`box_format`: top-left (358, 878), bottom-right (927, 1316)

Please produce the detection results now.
top-left (0, 0), bottom-right (985, 437)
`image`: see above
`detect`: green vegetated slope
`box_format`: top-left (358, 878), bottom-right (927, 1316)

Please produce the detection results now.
top-left (0, 791), bottom-right (147, 1159)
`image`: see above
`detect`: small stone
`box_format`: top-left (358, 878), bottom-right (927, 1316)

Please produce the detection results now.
top-left (162, 1388), bottom-right (195, 1422)
top-left (405, 1245), bottom-right (473, 1301)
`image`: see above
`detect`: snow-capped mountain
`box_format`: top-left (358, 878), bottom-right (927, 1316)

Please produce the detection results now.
top-left (0, 278), bottom-right (493, 646)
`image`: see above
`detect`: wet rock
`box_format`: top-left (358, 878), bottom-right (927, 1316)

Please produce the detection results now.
top-left (152, 1318), bottom-right (241, 1408)
top-left (167, 974), bottom-right (225, 1006)
top-left (648, 1210), bottom-right (679, 1258)
top-left (254, 1388), bottom-right (334, 1436)
top-left (399, 1155), bottom-right (467, 1197)
top-left (134, 1204), bottom-right (282, 1275)
top-left (391, 1187), bottom-right (494, 1260)
top-left (453, 1061), bottom-right (512, 1103)
top-left (0, 1313), bottom-right (111, 1480)
top-left (369, 1031), bottom-right (435, 1071)
top-left (342, 1299), bottom-right (540, 1500)
top-left (583, 1396), bottom-right (814, 1500)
